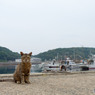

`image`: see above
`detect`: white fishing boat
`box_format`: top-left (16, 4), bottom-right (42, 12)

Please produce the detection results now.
top-left (42, 58), bottom-right (79, 71)
top-left (87, 54), bottom-right (95, 70)
top-left (79, 54), bottom-right (95, 71)
top-left (42, 60), bottom-right (61, 71)
top-left (63, 58), bottom-right (80, 71)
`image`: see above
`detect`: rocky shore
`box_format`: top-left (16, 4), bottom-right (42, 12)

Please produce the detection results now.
top-left (0, 72), bottom-right (95, 95)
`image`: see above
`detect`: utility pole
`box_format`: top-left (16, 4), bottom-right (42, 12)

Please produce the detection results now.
top-left (57, 53), bottom-right (59, 61)
top-left (74, 49), bottom-right (76, 61)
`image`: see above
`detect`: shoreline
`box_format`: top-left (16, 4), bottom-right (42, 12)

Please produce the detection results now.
top-left (0, 71), bottom-right (95, 81)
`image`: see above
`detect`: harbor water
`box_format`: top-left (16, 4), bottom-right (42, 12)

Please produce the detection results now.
top-left (0, 64), bottom-right (43, 74)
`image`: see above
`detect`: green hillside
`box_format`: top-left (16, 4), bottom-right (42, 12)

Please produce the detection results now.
top-left (1, 46), bottom-right (95, 62)
top-left (35, 47), bottom-right (95, 61)
top-left (0, 46), bottom-right (20, 62)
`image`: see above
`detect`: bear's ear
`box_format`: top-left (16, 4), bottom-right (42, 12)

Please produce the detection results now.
top-left (20, 52), bottom-right (24, 56)
top-left (29, 52), bottom-right (32, 56)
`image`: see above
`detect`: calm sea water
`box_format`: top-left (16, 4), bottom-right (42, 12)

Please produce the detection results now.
top-left (0, 65), bottom-right (42, 74)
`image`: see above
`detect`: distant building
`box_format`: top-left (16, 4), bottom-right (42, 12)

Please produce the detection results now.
top-left (15, 57), bottom-right (42, 64)
top-left (31, 57), bottom-right (42, 63)
top-left (15, 59), bottom-right (21, 62)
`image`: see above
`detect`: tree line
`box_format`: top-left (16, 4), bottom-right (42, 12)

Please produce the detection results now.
top-left (0, 46), bottom-right (20, 62)
top-left (34, 47), bottom-right (95, 61)
top-left (1, 46), bottom-right (95, 62)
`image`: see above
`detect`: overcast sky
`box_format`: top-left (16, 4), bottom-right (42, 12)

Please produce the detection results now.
top-left (0, 0), bottom-right (95, 55)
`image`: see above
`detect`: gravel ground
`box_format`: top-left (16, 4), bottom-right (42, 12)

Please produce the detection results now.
top-left (0, 73), bottom-right (95, 95)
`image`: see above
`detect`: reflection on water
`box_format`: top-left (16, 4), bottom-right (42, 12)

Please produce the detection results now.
top-left (0, 65), bottom-right (15, 74)
top-left (0, 64), bottom-right (43, 74)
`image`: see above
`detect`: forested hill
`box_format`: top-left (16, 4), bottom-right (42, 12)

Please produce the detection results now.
top-left (0, 46), bottom-right (20, 62)
top-left (35, 47), bottom-right (95, 61)
top-left (1, 47), bottom-right (95, 62)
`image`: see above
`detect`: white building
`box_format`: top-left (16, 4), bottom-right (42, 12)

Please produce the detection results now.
top-left (15, 57), bottom-right (42, 64)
